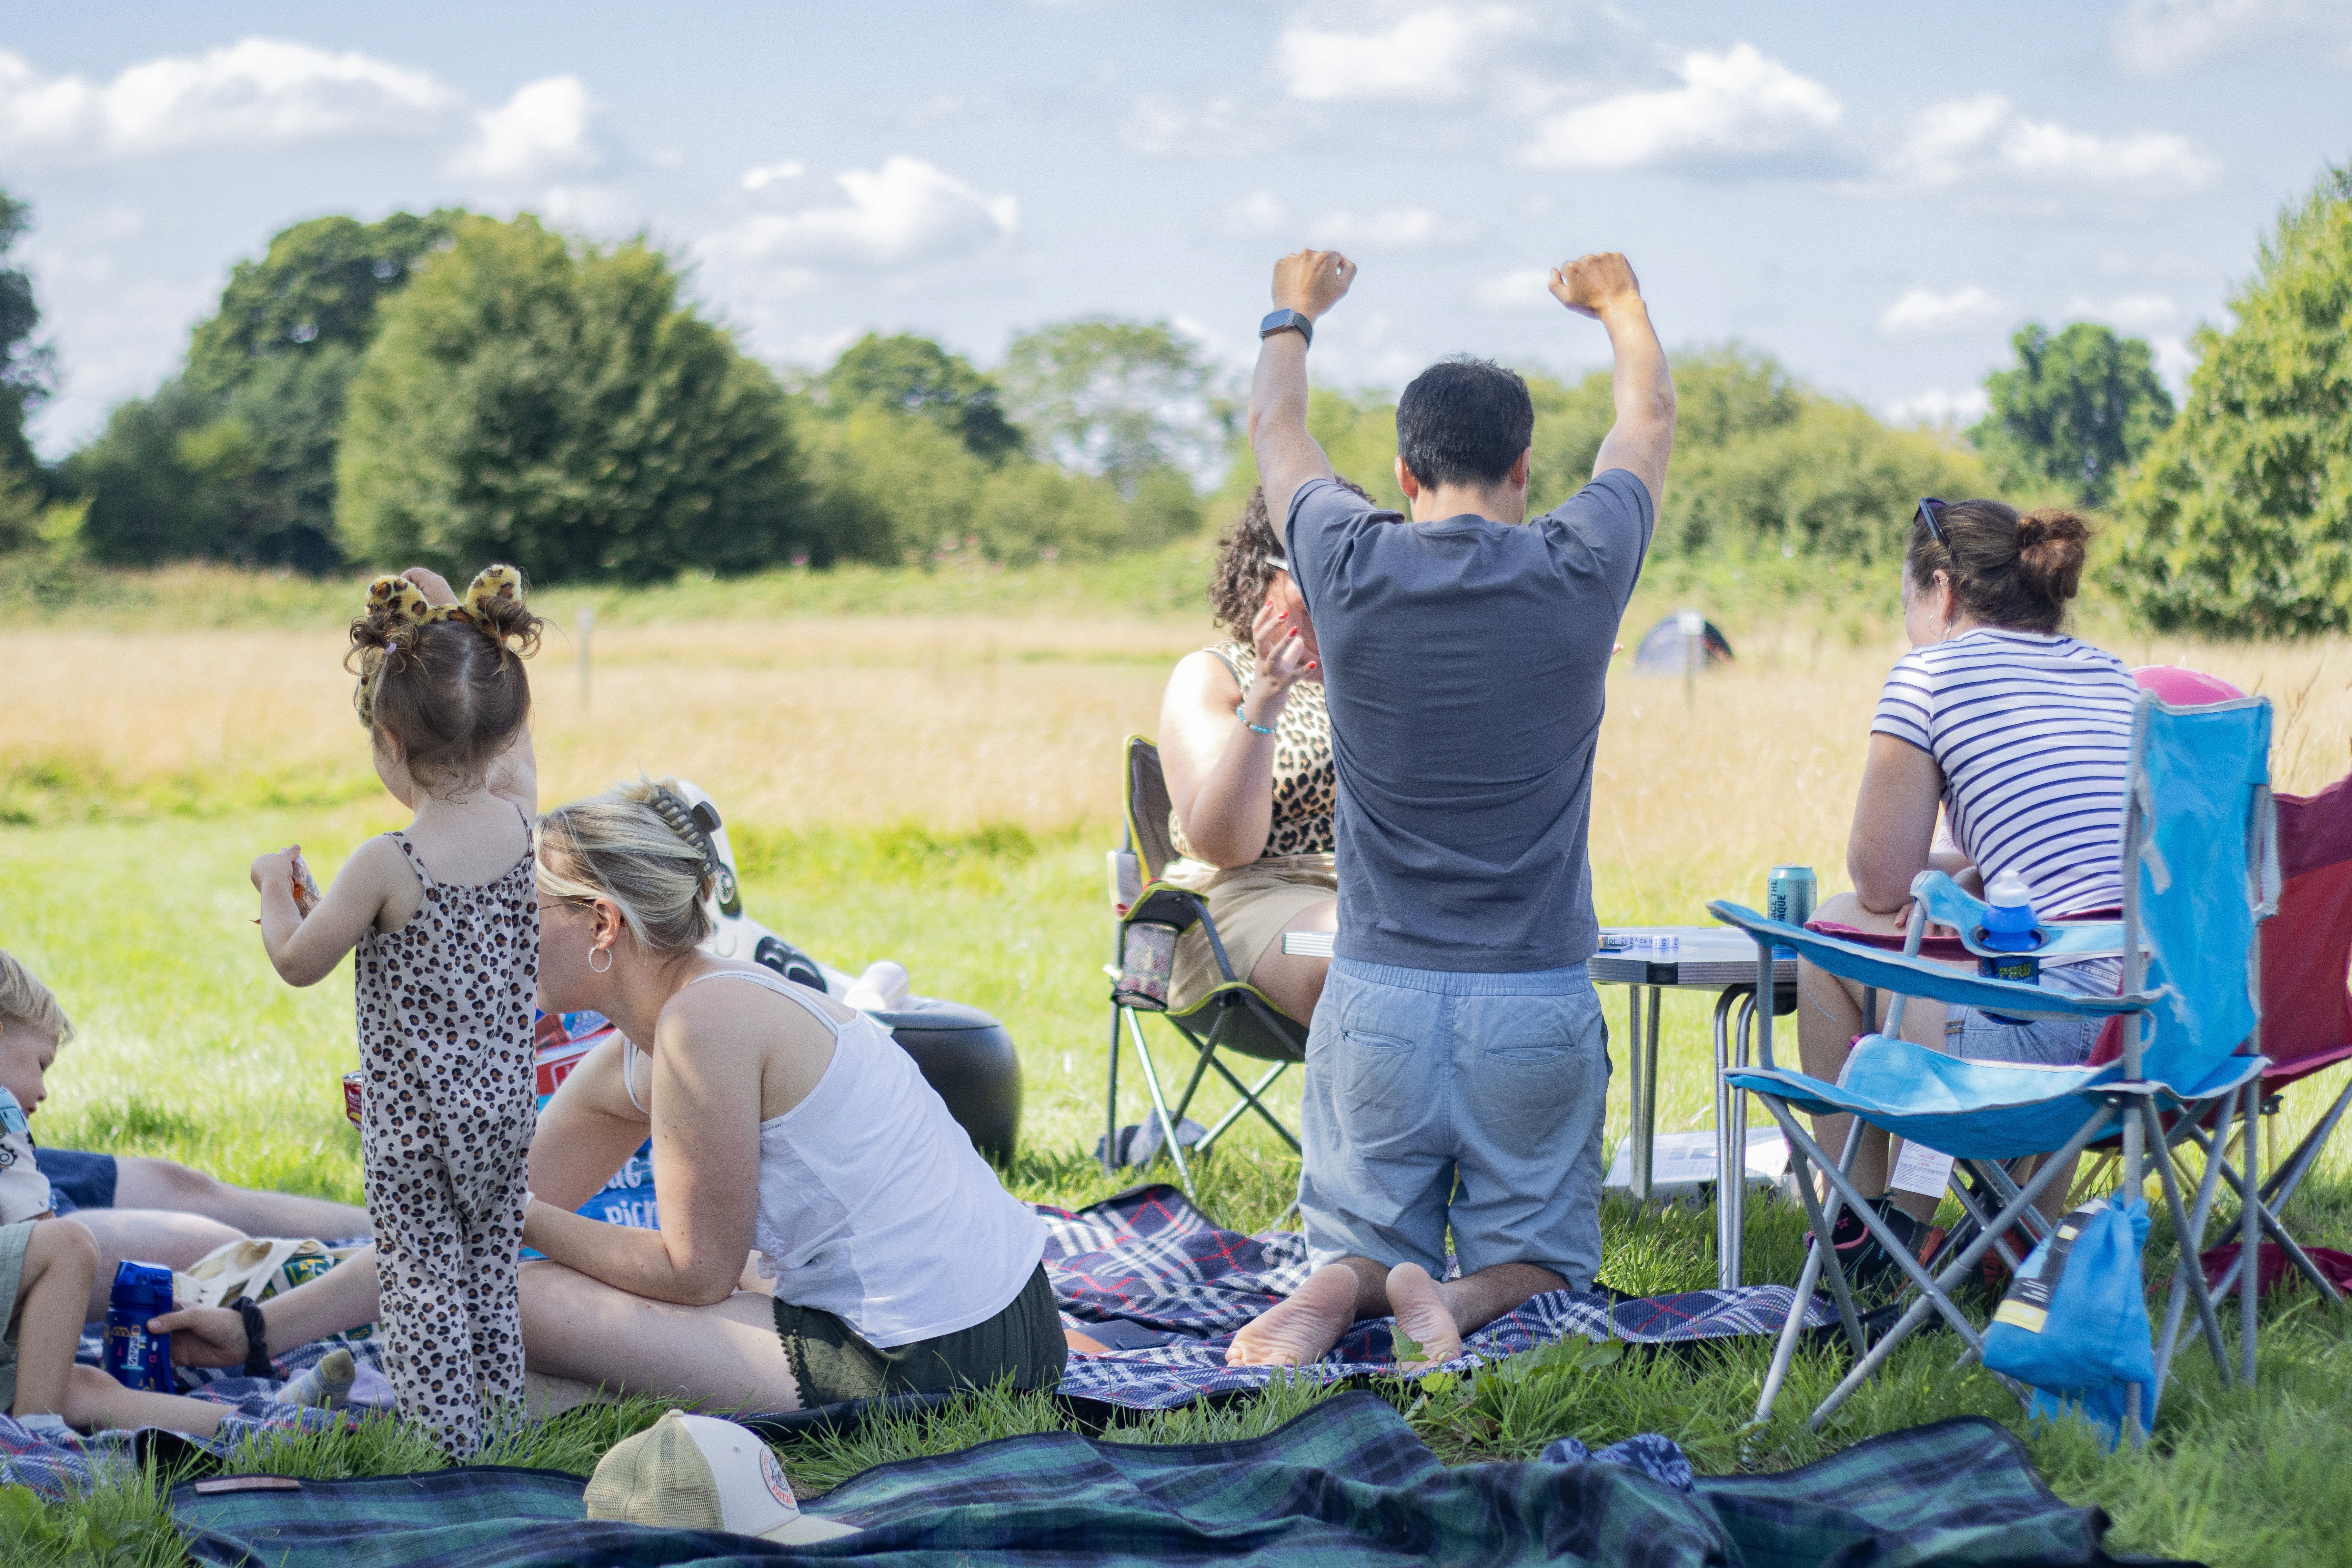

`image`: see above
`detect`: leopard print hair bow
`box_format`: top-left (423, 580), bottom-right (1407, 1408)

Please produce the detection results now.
top-left (355, 565), bottom-right (526, 726)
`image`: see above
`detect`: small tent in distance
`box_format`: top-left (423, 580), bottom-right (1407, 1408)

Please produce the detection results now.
top-left (1630, 611), bottom-right (1734, 677)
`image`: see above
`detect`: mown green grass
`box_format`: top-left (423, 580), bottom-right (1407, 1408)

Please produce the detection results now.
top-left (7, 798), bottom-right (2351, 1565)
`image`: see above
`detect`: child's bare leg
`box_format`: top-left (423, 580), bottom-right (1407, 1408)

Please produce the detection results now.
top-left (59, 1363), bottom-right (228, 1438)
top-left (12, 1219), bottom-right (229, 1437)
top-left (11, 1217), bottom-right (101, 1415)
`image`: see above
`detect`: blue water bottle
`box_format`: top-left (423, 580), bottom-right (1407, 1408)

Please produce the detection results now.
top-left (102, 1261), bottom-right (174, 1393)
top-left (1978, 871), bottom-right (2041, 1026)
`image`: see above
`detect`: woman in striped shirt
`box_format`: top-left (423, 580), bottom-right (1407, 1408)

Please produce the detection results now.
top-left (1798, 496), bottom-right (2135, 1277)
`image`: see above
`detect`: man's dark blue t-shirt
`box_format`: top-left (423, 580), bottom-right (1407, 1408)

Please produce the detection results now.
top-left (1285, 470), bottom-right (1654, 973)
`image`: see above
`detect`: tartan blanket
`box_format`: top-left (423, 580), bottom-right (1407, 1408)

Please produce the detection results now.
top-left (173, 1390), bottom-right (2153, 1568)
top-left (1043, 1185), bottom-right (1833, 1410)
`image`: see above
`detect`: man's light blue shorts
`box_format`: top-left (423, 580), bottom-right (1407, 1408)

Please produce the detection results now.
top-left (1298, 957), bottom-right (1610, 1291)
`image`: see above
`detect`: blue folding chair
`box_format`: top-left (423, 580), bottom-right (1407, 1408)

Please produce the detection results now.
top-left (1715, 693), bottom-right (2278, 1436)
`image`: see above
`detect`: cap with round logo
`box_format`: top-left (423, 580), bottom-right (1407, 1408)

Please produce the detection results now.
top-left (585, 1410), bottom-right (858, 1544)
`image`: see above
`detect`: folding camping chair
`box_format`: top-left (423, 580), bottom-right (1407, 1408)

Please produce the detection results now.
top-left (2096, 766), bottom-right (2352, 1312)
top-left (1715, 692), bottom-right (2276, 1437)
top-left (1102, 735), bottom-right (1308, 1194)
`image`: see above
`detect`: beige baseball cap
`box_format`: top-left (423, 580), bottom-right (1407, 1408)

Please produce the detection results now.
top-left (585, 1410), bottom-right (859, 1544)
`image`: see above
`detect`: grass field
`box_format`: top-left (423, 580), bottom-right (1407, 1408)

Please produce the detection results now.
top-left (2, 557), bottom-right (2350, 1565)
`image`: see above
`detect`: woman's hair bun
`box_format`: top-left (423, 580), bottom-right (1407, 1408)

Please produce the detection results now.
top-left (2014, 507), bottom-right (2091, 605)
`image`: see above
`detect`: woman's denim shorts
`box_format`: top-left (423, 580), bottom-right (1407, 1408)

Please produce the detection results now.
top-left (1950, 957), bottom-right (2124, 1067)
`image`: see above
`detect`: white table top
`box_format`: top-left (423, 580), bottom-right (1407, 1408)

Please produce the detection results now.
top-left (1279, 923), bottom-right (1795, 989)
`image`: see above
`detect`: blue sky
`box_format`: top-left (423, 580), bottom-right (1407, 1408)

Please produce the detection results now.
top-left (7, 0), bottom-right (2350, 459)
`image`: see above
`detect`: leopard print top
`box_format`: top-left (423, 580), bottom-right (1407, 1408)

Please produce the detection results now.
top-left (1169, 640), bottom-right (1337, 862)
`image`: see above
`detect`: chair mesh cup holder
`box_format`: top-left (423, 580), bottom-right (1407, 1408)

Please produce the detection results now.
top-left (1113, 923), bottom-right (1178, 1012)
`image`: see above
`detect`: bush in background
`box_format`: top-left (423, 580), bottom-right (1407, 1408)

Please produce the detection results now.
top-left (2117, 166), bottom-right (2352, 636)
top-left (336, 215), bottom-right (806, 581)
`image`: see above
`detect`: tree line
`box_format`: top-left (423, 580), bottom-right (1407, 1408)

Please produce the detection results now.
top-left (1, 166), bottom-right (2346, 633)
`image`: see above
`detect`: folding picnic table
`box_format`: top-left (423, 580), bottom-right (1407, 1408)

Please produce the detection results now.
top-left (1284, 925), bottom-right (1795, 1288)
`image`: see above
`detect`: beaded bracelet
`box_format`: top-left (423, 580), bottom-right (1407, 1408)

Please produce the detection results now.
top-left (1235, 704), bottom-right (1276, 735)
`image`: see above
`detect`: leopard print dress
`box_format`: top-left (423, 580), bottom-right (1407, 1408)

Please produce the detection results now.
top-left (353, 823), bottom-right (539, 1462)
top-left (1168, 641), bottom-right (1337, 861)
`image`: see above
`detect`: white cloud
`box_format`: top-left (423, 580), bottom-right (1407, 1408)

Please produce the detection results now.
top-left (1884, 95), bottom-right (2220, 190)
top-left (2065, 293), bottom-right (2180, 333)
top-left (1886, 387), bottom-right (1990, 428)
top-left (2111, 0), bottom-right (2352, 75)
top-left (1526, 44), bottom-right (1842, 170)
top-left (1119, 92), bottom-right (1285, 157)
top-left (451, 76), bottom-right (601, 181)
top-left (1880, 285), bottom-right (2006, 336)
top-left (1277, 6), bottom-right (1528, 103)
top-left (700, 155), bottom-right (1017, 270)
top-left (2152, 336), bottom-right (2198, 386)
top-left (0, 38), bottom-right (454, 160)
top-left (1227, 191), bottom-right (1463, 248)
top-left (1222, 191), bottom-right (1285, 234)
top-left (1472, 268), bottom-right (1557, 310)
top-left (741, 159), bottom-right (805, 191)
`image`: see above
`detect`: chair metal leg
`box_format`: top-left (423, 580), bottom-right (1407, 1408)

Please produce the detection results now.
top-left (1752, 1115), bottom-right (1866, 1425)
top-left (1796, 1105), bottom-right (2117, 1431)
top-left (1194, 1059), bottom-right (1295, 1155)
top-left (1104, 1003), bottom-right (1124, 1177)
top-left (1200, 1051), bottom-right (1303, 1153)
top-left (1943, 1166), bottom-right (2028, 1274)
top-left (2179, 1121), bottom-right (2345, 1308)
top-left (1165, 1008), bottom-right (1228, 1130)
top-left (2242, 1088), bottom-right (2260, 1387)
top-left (1760, 1102), bottom-right (1872, 1358)
top-left (1717, 990), bottom-right (1757, 1289)
top-left (2261, 1075), bottom-right (2351, 1210)
top-left (1628, 985), bottom-right (1650, 1204)
top-left (2151, 1087), bottom-right (2236, 1414)
top-left (2142, 1100), bottom-right (2232, 1385)
top-left (1122, 1009), bottom-right (1195, 1195)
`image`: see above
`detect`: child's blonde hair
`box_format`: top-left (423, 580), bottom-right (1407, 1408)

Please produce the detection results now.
top-left (0, 949), bottom-right (72, 1043)
top-left (537, 778), bottom-right (721, 958)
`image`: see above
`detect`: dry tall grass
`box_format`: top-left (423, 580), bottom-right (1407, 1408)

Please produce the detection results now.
top-left (5, 609), bottom-right (2346, 871)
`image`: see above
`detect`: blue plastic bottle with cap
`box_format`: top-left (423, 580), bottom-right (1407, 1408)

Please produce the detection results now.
top-left (1977, 871), bottom-right (2041, 1026)
top-left (102, 1261), bottom-right (174, 1392)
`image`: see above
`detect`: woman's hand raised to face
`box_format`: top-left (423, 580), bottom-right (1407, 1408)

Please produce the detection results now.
top-left (1248, 596), bottom-right (1319, 707)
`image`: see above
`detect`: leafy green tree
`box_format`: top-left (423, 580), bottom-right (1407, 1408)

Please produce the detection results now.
top-left (1970, 322), bottom-right (2172, 508)
top-left (337, 215), bottom-right (805, 581)
top-left (2117, 168), bottom-right (2352, 635)
top-left (1000, 316), bottom-right (1226, 502)
top-left (0, 190), bottom-right (55, 498)
top-left (186, 212), bottom-right (454, 395)
top-left (820, 334), bottom-right (1023, 462)
top-left (62, 211), bottom-right (452, 567)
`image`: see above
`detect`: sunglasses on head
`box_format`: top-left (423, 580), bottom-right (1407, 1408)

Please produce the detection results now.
top-left (1915, 497), bottom-right (1949, 550)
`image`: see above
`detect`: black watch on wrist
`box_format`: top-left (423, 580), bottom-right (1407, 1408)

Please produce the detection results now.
top-left (1259, 308), bottom-right (1313, 348)
top-left (233, 1296), bottom-right (273, 1378)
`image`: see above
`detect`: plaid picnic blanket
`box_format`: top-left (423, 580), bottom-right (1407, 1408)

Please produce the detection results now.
top-left (173, 1390), bottom-right (2159, 1568)
top-left (1042, 1185), bottom-right (1833, 1409)
top-left (0, 1394), bottom-right (354, 1501)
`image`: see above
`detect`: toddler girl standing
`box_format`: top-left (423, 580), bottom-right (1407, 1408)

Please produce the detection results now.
top-left (252, 564), bottom-right (543, 1460)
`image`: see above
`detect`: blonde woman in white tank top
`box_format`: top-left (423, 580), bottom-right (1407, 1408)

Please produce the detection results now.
top-left (152, 782), bottom-right (1059, 1413)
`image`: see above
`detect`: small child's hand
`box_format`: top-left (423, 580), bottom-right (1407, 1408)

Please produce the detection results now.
top-left (252, 846), bottom-right (303, 902)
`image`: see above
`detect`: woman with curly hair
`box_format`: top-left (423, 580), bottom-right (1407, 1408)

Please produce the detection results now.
top-left (1155, 479), bottom-right (1371, 1022)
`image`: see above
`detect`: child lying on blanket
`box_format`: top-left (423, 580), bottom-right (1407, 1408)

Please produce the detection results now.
top-left (0, 951), bottom-right (235, 1436)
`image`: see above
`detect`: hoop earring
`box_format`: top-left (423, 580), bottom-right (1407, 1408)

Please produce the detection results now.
top-left (588, 945), bottom-right (613, 974)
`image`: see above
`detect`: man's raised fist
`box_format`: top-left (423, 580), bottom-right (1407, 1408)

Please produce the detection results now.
top-left (1272, 250), bottom-right (1357, 321)
top-left (1547, 252), bottom-right (1644, 321)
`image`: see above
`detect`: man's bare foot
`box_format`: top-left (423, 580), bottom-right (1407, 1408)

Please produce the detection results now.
top-left (1226, 1263), bottom-right (1361, 1366)
top-left (1385, 1262), bottom-right (1465, 1370)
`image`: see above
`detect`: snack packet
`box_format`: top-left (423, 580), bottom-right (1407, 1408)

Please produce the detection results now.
top-left (290, 850), bottom-right (322, 916)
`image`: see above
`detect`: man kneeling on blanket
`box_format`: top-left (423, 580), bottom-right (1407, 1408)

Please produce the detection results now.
top-left (1227, 247), bottom-right (1673, 1369)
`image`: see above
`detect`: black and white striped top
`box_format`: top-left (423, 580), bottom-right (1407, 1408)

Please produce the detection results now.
top-left (1871, 628), bottom-right (2139, 918)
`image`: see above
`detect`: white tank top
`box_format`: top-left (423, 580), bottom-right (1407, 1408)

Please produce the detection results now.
top-left (676, 967), bottom-right (1045, 1347)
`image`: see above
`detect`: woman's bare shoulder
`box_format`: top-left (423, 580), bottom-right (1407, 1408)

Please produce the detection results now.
top-left (659, 964), bottom-right (853, 1042)
top-left (1166, 646), bottom-right (1244, 706)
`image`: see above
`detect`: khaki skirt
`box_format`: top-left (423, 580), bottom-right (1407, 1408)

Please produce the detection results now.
top-left (1163, 853), bottom-right (1337, 1013)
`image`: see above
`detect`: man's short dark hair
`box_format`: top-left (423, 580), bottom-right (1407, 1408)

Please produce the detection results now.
top-left (1395, 356), bottom-right (1534, 490)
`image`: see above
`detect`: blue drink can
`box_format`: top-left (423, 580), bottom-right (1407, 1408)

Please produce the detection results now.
top-left (1767, 866), bottom-right (1818, 928)
top-left (102, 1261), bottom-right (174, 1393)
